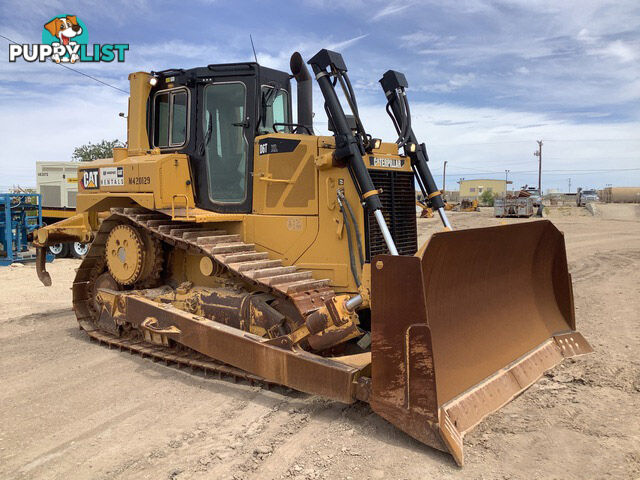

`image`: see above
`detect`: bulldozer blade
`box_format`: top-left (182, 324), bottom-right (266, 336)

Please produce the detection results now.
top-left (370, 220), bottom-right (592, 466)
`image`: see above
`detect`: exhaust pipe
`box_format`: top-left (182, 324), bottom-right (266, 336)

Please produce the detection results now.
top-left (290, 52), bottom-right (314, 134)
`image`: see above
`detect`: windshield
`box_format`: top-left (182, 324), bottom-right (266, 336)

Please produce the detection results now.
top-left (259, 86), bottom-right (290, 134)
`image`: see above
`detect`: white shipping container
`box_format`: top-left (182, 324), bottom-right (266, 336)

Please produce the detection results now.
top-left (36, 161), bottom-right (79, 209)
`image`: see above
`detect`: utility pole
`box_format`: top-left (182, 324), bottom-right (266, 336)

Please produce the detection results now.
top-left (533, 140), bottom-right (543, 195)
top-left (505, 169), bottom-right (510, 197)
top-left (568, 178), bottom-right (572, 193)
top-left (442, 161), bottom-right (448, 199)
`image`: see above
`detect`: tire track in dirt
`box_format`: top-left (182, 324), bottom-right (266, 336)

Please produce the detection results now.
top-left (41, 389), bottom-right (273, 480)
top-left (569, 249), bottom-right (640, 282)
top-left (3, 210), bottom-right (640, 480)
top-left (15, 405), bottom-right (145, 477)
top-left (99, 394), bottom-right (339, 480)
top-left (202, 398), bottom-right (334, 480)
top-left (245, 400), bottom-right (351, 480)
top-left (175, 398), bottom-right (337, 480)
top-left (3, 307), bottom-right (72, 325)
top-left (97, 392), bottom-right (271, 480)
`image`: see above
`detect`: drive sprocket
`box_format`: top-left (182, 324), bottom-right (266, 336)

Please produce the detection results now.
top-left (105, 224), bottom-right (146, 285)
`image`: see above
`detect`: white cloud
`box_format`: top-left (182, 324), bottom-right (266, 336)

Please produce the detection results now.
top-left (400, 32), bottom-right (440, 45)
top-left (306, 87), bottom-right (640, 189)
top-left (350, 101), bottom-right (640, 189)
top-left (0, 0), bottom-right (151, 28)
top-left (255, 50), bottom-right (292, 71)
top-left (327, 34), bottom-right (369, 51)
top-left (576, 28), bottom-right (597, 45)
top-left (411, 72), bottom-right (476, 93)
top-left (400, 32), bottom-right (456, 49)
top-left (134, 41), bottom-right (219, 59)
top-left (371, 3), bottom-right (411, 21)
top-left (0, 87), bottom-right (126, 189)
top-left (590, 40), bottom-right (638, 63)
top-left (0, 0), bottom-right (638, 193)
top-left (448, 72), bottom-right (475, 88)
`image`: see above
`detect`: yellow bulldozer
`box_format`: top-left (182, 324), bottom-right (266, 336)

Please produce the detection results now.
top-left (34, 49), bottom-right (591, 466)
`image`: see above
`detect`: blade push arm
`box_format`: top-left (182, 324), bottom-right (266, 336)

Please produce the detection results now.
top-left (380, 70), bottom-right (452, 230)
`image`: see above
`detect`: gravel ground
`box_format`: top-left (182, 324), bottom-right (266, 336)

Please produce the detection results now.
top-left (1, 206), bottom-right (638, 480)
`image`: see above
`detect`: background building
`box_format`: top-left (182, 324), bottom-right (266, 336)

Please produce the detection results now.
top-left (458, 179), bottom-right (508, 200)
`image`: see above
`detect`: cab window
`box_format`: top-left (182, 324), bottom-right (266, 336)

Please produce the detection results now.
top-left (153, 88), bottom-right (189, 148)
top-left (259, 86), bottom-right (290, 134)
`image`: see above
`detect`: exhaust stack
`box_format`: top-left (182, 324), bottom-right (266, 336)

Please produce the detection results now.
top-left (290, 52), bottom-right (314, 134)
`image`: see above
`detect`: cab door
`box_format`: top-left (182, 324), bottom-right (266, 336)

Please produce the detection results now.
top-left (199, 78), bottom-right (255, 213)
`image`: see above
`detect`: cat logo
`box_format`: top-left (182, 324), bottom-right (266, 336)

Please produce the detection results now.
top-left (80, 169), bottom-right (99, 190)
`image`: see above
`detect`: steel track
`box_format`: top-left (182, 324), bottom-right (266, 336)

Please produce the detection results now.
top-left (72, 207), bottom-right (341, 385)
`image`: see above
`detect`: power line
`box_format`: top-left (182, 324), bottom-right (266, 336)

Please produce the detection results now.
top-left (444, 164), bottom-right (491, 172)
top-left (544, 138), bottom-right (640, 143)
top-left (439, 161), bottom-right (640, 174)
top-left (429, 138), bottom-right (640, 146)
top-left (0, 33), bottom-right (128, 94)
top-left (544, 155), bottom-right (639, 160)
top-left (440, 159), bottom-right (544, 170)
top-left (431, 167), bottom-right (640, 176)
top-left (545, 168), bottom-right (640, 173)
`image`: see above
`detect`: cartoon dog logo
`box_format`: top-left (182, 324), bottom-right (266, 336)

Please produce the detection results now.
top-left (44, 15), bottom-right (82, 63)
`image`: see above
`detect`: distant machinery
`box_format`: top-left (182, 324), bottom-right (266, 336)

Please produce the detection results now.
top-left (0, 193), bottom-right (52, 266)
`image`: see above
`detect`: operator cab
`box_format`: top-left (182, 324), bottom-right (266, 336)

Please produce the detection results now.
top-left (147, 63), bottom-right (293, 213)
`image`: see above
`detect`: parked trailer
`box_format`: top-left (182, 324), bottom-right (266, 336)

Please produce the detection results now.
top-left (600, 187), bottom-right (640, 203)
top-left (36, 161), bottom-right (88, 258)
top-left (494, 197), bottom-right (534, 218)
top-left (37, 161), bottom-right (78, 210)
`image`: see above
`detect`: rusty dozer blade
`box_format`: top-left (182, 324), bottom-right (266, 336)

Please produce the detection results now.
top-left (370, 220), bottom-right (592, 466)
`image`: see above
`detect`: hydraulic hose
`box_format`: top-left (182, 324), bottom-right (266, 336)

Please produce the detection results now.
top-left (341, 192), bottom-right (364, 267)
top-left (337, 72), bottom-right (368, 150)
top-left (338, 193), bottom-right (361, 287)
top-left (379, 69), bottom-right (451, 230)
top-left (412, 164), bottom-right (428, 199)
top-left (400, 92), bottom-right (412, 146)
top-left (308, 49), bottom-right (399, 256)
top-left (386, 98), bottom-right (402, 140)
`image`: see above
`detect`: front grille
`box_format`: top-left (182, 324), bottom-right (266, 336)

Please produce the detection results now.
top-left (365, 170), bottom-right (418, 260)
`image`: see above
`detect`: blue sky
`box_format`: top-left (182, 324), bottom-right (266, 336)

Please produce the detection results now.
top-left (1, 0), bottom-right (639, 192)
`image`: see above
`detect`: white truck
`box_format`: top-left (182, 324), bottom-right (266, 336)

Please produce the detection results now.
top-left (577, 188), bottom-right (599, 206)
top-left (36, 161), bottom-right (88, 258)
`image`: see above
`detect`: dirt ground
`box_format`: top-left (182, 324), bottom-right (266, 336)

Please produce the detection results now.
top-left (1, 206), bottom-right (639, 480)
